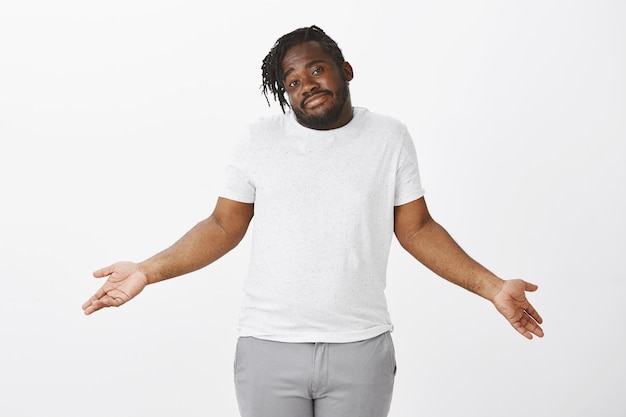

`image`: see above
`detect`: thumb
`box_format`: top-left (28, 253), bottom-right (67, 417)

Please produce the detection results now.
top-left (525, 281), bottom-right (539, 292)
top-left (93, 264), bottom-right (114, 278)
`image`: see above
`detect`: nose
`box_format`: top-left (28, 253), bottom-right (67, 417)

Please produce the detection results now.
top-left (301, 75), bottom-right (319, 95)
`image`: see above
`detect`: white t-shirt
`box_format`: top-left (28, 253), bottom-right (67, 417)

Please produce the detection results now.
top-left (221, 107), bottom-right (425, 343)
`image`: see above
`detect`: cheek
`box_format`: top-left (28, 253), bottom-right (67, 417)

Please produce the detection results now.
top-left (286, 91), bottom-right (300, 106)
top-left (323, 78), bottom-right (342, 95)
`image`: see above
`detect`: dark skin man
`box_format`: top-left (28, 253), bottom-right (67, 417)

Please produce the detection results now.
top-left (83, 40), bottom-right (543, 340)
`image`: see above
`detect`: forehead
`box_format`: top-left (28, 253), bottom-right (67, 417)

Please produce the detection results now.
top-left (281, 41), bottom-right (334, 73)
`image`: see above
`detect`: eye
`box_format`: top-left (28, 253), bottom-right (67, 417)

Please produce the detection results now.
top-left (312, 67), bottom-right (323, 75)
top-left (288, 79), bottom-right (300, 88)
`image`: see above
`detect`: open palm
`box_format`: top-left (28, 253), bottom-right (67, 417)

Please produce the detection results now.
top-left (82, 261), bottom-right (148, 315)
top-left (492, 279), bottom-right (544, 339)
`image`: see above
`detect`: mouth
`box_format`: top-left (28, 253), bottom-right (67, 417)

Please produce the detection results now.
top-left (302, 92), bottom-right (331, 109)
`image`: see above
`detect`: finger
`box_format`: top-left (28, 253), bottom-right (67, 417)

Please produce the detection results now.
top-left (523, 320), bottom-right (544, 339)
top-left (83, 303), bottom-right (99, 315)
top-left (81, 299), bottom-right (93, 311)
top-left (512, 325), bottom-right (532, 339)
top-left (83, 299), bottom-right (109, 315)
top-left (509, 310), bottom-right (534, 339)
top-left (530, 323), bottom-right (544, 338)
top-left (510, 313), bottom-right (534, 339)
top-left (525, 303), bottom-right (543, 325)
top-left (82, 297), bottom-right (107, 315)
top-left (87, 295), bottom-right (122, 312)
top-left (93, 265), bottom-right (114, 278)
top-left (523, 309), bottom-right (544, 338)
top-left (81, 284), bottom-right (109, 311)
top-left (81, 287), bottom-right (102, 309)
top-left (515, 311), bottom-right (544, 339)
top-left (100, 289), bottom-right (129, 307)
top-left (524, 282), bottom-right (538, 292)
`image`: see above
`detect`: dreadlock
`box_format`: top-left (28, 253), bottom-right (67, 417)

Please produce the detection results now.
top-left (261, 25), bottom-right (346, 113)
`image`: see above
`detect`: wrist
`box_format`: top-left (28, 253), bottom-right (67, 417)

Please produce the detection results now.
top-left (138, 260), bottom-right (159, 285)
top-left (483, 275), bottom-right (505, 302)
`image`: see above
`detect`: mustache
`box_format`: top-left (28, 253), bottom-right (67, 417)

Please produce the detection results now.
top-left (301, 90), bottom-right (333, 108)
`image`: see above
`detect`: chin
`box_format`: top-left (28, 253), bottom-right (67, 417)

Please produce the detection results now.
top-left (297, 114), bottom-right (338, 130)
top-left (294, 104), bottom-right (345, 129)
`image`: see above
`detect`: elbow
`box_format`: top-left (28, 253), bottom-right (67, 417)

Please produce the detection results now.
top-left (209, 211), bottom-right (252, 252)
top-left (393, 197), bottom-right (434, 249)
top-left (394, 216), bottom-right (436, 251)
top-left (395, 229), bottom-right (417, 252)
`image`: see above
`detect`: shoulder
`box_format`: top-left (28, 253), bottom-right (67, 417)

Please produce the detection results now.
top-left (230, 112), bottom-right (293, 159)
top-left (247, 112), bottom-right (290, 134)
top-left (354, 107), bottom-right (409, 134)
top-left (353, 107), bottom-right (411, 146)
top-left (231, 112), bottom-right (289, 150)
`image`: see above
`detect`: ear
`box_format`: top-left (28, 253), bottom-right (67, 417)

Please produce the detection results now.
top-left (342, 61), bottom-right (354, 82)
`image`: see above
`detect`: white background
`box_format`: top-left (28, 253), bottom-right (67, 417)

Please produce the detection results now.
top-left (1, 1), bottom-right (625, 416)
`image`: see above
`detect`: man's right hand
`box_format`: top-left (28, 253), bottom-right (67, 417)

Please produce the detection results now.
top-left (82, 261), bottom-right (148, 315)
top-left (81, 199), bottom-right (254, 316)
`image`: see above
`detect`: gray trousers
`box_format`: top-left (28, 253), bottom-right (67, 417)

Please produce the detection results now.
top-left (234, 332), bottom-right (396, 417)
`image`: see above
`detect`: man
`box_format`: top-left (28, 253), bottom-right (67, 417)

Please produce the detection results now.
top-left (83, 25), bottom-right (543, 417)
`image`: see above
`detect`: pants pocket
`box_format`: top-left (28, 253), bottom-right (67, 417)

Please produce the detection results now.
top-left (383, 332), bottom-right (397, 376)
top-left (234, 337), bottom-right (245, 378)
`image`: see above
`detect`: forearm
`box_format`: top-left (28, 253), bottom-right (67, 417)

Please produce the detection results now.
top-left (398, 218), bottom-right (503, 301)
top-left (138, 215), bottom-right (242, 284)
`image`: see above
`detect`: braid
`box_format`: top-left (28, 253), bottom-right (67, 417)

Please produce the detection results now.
top-left (261, 25), bottom-right (345, 112)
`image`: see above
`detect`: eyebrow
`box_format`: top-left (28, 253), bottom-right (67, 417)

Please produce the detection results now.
top-left (283, 59), bottom-right (327, 82)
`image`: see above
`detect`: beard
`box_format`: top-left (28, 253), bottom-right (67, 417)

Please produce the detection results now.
top-left (291, 80), bottom-right (350, 130)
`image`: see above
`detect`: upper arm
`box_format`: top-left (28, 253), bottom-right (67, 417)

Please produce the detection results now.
top-left (211, 197), bottom-right (254, 244)
top-left (394, 197), bottom-right (432, 246)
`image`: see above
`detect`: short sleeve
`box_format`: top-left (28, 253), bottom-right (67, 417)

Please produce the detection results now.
top-left (394, 128), bottom-right (425, 206)
top-left (220, 133), bottom-right (256, 204)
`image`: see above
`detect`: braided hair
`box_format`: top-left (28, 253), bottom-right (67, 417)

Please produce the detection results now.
top-left (261, 25), bottom-right (346, 112)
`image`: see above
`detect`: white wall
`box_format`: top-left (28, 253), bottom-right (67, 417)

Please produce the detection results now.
top-left (1, 1), bottom-right (624, 416)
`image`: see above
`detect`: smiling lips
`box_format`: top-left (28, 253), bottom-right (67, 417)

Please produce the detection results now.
top-left (302, 91), bottom-right (332, 108)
